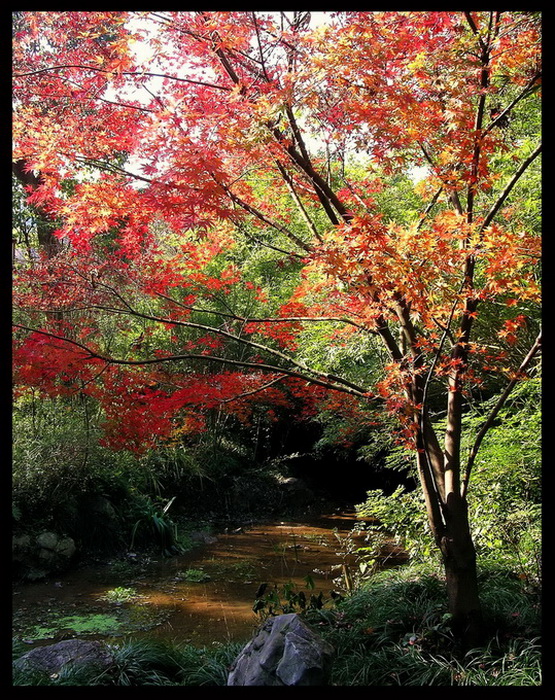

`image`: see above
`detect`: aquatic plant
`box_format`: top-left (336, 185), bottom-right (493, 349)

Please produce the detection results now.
top-left (176, 568), bottom-right (211, 583)
top-left (98, 586), bottom-right (139, 604)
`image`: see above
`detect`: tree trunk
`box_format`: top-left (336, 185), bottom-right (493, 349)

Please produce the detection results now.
top-left (439, 492), bottom-right (484, 647)
top-left (12, 159), bottom-right (62, 259)
top-left (416, 418), bottom-right (484, 647)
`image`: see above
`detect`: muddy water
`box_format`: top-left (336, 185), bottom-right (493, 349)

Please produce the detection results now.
top-left (13, 512), bottom-right (405, 648)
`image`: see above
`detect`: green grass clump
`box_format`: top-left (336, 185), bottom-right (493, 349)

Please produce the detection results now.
top-left (320, 565), bottom-right (541, 686)
top-left (98, 587), bottom-right (139, 604)
top-left (12, 637), bottom-right (243, 687)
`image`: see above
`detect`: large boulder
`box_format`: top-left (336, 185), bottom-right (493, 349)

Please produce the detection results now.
top-left (13, 639), bottom-right (114, 677)
top-left (227, 613), bottom-right (335, 686)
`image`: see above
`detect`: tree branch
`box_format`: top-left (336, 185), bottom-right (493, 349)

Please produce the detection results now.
top-left (483, 72), bottom-right (541, 136)
top-left (152, 292), bottom-right (376, 333)
top-left (461, 329), bottom-right (541, 497)
top-left (213, 175), bottom-right (312, 253)
top-left (13, 323), bottom-right (372, 399)
top-left (275, 160), bottom-right (322, 241)
top-left (13, 64), bottom-right (231, 92)
top-left (480, 143), bottom-right (542, 232)
top-left (417, 186), bottom-right (443, 230)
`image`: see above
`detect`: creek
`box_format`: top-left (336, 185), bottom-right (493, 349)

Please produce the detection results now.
top-left (12, 512), bottom-right (406, 650)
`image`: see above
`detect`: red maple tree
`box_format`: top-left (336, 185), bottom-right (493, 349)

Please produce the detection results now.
top-left (13, 11), bottom-right (541, 643)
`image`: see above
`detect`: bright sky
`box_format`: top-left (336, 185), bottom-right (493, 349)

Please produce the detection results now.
top-left (111, 12), bottom-right (429, 185)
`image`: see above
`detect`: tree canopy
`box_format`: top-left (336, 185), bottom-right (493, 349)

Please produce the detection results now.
top-left (12, 11), bottom-right (541, 641)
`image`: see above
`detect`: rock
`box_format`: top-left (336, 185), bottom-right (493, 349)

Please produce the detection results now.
top-left (13, 639), bottom-right (114, 677)
top-left (13, 530), bottom-right (77, 581)
top-left (36, 531), bottom-right (59, 550)
top-left (38, 547), bottom-right (56, 562)
top-left (189, 530), bottom-right (218, 545)
top-left (227, 613), bottom-right (335, 686)
top-left (56, 537), bottom-right (77, 559)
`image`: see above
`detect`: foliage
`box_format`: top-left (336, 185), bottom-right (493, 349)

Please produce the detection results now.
top-left (176, 568), bottom-right (211, 583)
top-left (128, 495), bottom-right (182, 556)
top-left (12, 564), bottom-right (541, 686)
top-left (12, 10), bottom-right (541, 633)
top-left (251, 575), bottom-right (342, 620)
top-left (22, 612), bottom-right (128, 642)
top-left (12, 637), bottom-right (244, 686)
top-left (321, 565), bottom-right (541, 686)
top-left (357, 485), bottom-right (434, 564)
top-left (98, 587), bottom-right (139, 604)
top-left (355, 378), bottom-right (541, 584)
top-left (463, 378), bottom-right (541, 588)
top-left (12, 10), bottom-right (541, 450)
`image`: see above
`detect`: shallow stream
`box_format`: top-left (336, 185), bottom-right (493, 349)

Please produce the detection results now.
top-left (13, 512), bottom-right (406, 650)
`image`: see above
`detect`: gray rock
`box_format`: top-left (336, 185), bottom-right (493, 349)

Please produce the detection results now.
top-left (13, 639), bottom-right (114, 676)
top-left (55, 537), bottom-right (77, 558)
top-left (227, 613), bottom-right (335, 686)
top-left (38, 548), bottom-right (56, 562)
top-left (189, 530), bottom-right (218, 545)
top-left (13, 530), bottom-right (77, 581)
top-left (36, 531), bottom-right (59, 550)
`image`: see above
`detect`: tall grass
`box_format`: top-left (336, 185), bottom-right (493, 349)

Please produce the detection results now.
top-left (323, 565), bottom-right (541, 686)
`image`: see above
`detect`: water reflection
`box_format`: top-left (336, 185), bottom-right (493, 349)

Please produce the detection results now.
top-left (13, 513), bottom-right (395, 647)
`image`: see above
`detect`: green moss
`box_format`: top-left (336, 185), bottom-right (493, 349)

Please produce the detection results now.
top-left (28, 613), bottom-right (126, 640)
top-left (16, 602), bottom-right (174, 645)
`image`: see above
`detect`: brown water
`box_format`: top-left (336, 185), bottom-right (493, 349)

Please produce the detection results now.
top-left (13, 512), bottom-right (406, 648)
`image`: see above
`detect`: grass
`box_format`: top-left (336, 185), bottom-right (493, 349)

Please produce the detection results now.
top-left (174, 568), bottom-right (211, 583)
top-left (12, 564), bottom-right (541, 686)
top-left (318, 565), bottom-right (542, 686)
top-left (12, 638), bottom-right (244, 686)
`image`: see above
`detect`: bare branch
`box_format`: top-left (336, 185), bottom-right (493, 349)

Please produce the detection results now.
top-left (483, 72), bottom-right (541, 136)
top-left (462, 329), bottom-right (541, 497)
top-left (480, 143), bottom-right (542, 232)
top-left (464, 11), bottom-right (488, 54)
top-left (219, 374), bottom-right (286, 403)
top-left (417, 186), bottom-right (443, 230)
top-left (275, 160), bottom-right (322, 241)
top-left (152, 292), bottom-right (376, 333)
top-left (213, 175), bottom-right (312, 253)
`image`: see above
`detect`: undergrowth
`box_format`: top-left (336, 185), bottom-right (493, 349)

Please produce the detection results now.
top-left (13, 564), bottom-right (541, 686)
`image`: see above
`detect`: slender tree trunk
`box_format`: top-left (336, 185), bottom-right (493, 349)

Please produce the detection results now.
top-left (440, 492), bottom-right (483, 647)
top-left (12, 159), bottom-right (62, 258)
top-left (416, 410), bottom-right (484, 647)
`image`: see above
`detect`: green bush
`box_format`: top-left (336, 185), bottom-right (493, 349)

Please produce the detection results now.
top-left (463, 379), bottom-right (541, 588)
